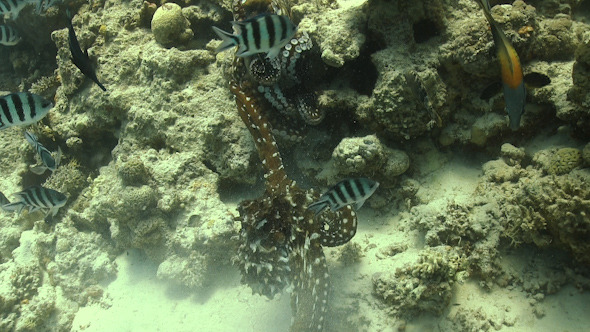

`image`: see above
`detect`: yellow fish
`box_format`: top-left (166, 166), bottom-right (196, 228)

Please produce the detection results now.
top-left (475, 0), bottom-right (526, 130)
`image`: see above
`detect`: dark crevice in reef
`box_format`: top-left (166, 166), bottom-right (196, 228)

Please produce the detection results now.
top-left (412, 18), bottom-right (441, 43)
top-left (217, 177), bottom-right (264, 204)
top-left (202, 159), bottom-right (218, 174)
top-left (77, 128), bottom-right (120, 171)
top-left (348, 47), bottom-right (380, 96)
top-left (323, 40), bottom-right (380, 97)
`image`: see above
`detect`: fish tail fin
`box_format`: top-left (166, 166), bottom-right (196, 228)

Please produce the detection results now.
top-left (2, 202), bottom-right (25, 214)
top-left (508, 111), bottom-right (522, 131)
top-left (212, 26), bottom-right (239, 53)
top-left (0, 191), bottom-right (10, 206)
top-left (307, 200), bottom-right (329, 216)
top-left (24, 131), bottom-right (36, 146)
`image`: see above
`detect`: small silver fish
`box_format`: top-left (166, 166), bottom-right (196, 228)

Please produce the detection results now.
top-left (0, 25), bottom-right (20, 46)
top-left (3, 185), bottom-right (67, 220)
top-left (212, 13), bottom-right (298, 59)
top-left (307, 178), bottom-right (379, 216)
top-left (25, 131), bottom-right (61, 174)
top-left (0, 92), bottom-right (53, 130)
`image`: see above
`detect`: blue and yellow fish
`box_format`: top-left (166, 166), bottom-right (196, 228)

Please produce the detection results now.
top-left (475, 0), bottom-right (526, 130)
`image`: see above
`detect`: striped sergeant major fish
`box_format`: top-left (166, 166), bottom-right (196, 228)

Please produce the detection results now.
top-left (307, 178), bottom-right (379, 216)
top-left (0, 25), bottom-right (20, 46)
top-left (0, 0), bottom-right (50, 20)
top-left (0, 0), bottom-right (29, 20)
top-left (475, 0), bottom-right (526, 130)
top-left (212, 13), bottom-right (297, 59)
top-left (66, 9), bottom-right (107, 91)
top-left (25, 131), bottom-right (61, 174)
top-left (0, 92), bottom-right (53, 130)
top-left (2, 185), bottom-right (67, 221)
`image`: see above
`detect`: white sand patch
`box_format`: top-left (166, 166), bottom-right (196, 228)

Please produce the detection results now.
top-left (71, 250), bottom-right (291, 332)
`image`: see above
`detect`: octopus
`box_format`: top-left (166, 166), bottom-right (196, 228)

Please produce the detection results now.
top-left (223, 4), bottom-right (359, 331)
top-left (231, 79), bottom-right (358, 332)
top-left (228, 0), bottom-right (324, 142)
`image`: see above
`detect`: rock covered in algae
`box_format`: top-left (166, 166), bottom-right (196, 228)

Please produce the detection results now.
top-left (117, 156), bottom-right (152, 186)
top-left (547, 147), bottom-right (583, 175)
top-left (570, 30), bottom-right (590, 121)
top-left (295, 0), bottom-right (367, 68)
top-left (330, 134), bottom-right (409, 185)
top-left (480, 156), bottom-right (590, 264)
top-left (583, 142), bottom-right (590, 166)
top-left (470, 113), bottom-right (507, 146)
top-left (156, 253), bottom-right (206, 289)
top-left (533, 147), bottom-right (583, 175)
top-left (151, 2), bottom-right (193, 47)
top-left (409, 194), bottom-right (503, 285)
top-left (501, 143), bottom-right (526, 166)
top-left (372, 246), bottom-right (467, 317)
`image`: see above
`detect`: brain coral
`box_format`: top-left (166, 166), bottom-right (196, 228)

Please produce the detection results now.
top-left (547, 148), bottom-right (582, 175)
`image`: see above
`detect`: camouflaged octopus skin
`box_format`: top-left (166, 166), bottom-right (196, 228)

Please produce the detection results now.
top-left (227, 3), bottom-right (358, 331)
top-left (230, 0), bottom-right (323, 142)
top-left (231, 80), bottom-right (358, 332)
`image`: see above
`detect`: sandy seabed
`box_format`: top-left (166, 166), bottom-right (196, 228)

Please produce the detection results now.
top-left (71, 156), bottom-right (590, 332)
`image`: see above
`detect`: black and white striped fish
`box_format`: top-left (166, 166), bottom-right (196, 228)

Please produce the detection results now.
top-left (25, 131), bottom-right (61, 174)
top-left (212, 13), bottom-right (297, 59)
top-left (0, 92), bottom-right (53, 130)
top-left (0, 0), bottom-right (55, 20)
top-left (0, 25), bottom-right (20, 46)
top-left (2, 185), bottom-right (67, 220)
top-left (0, 0), bottom-right (28, 20)
top-left (307, 178), bottom-right (379, 216)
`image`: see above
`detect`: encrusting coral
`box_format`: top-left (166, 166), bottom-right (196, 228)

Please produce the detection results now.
top-left (373, 246), bottom-right (467, 317)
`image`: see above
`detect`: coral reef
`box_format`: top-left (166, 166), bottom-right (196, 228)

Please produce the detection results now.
top-left (373, 246), bottom-right (467, 317)
top-left (0, 0), bottom-right (589, 330)
top-left (151, 3), bottom-right (193, 47)
top-left (479, 156), bottom-right (590, 264)
top-left (331, 134), bottom-right (409, 185)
